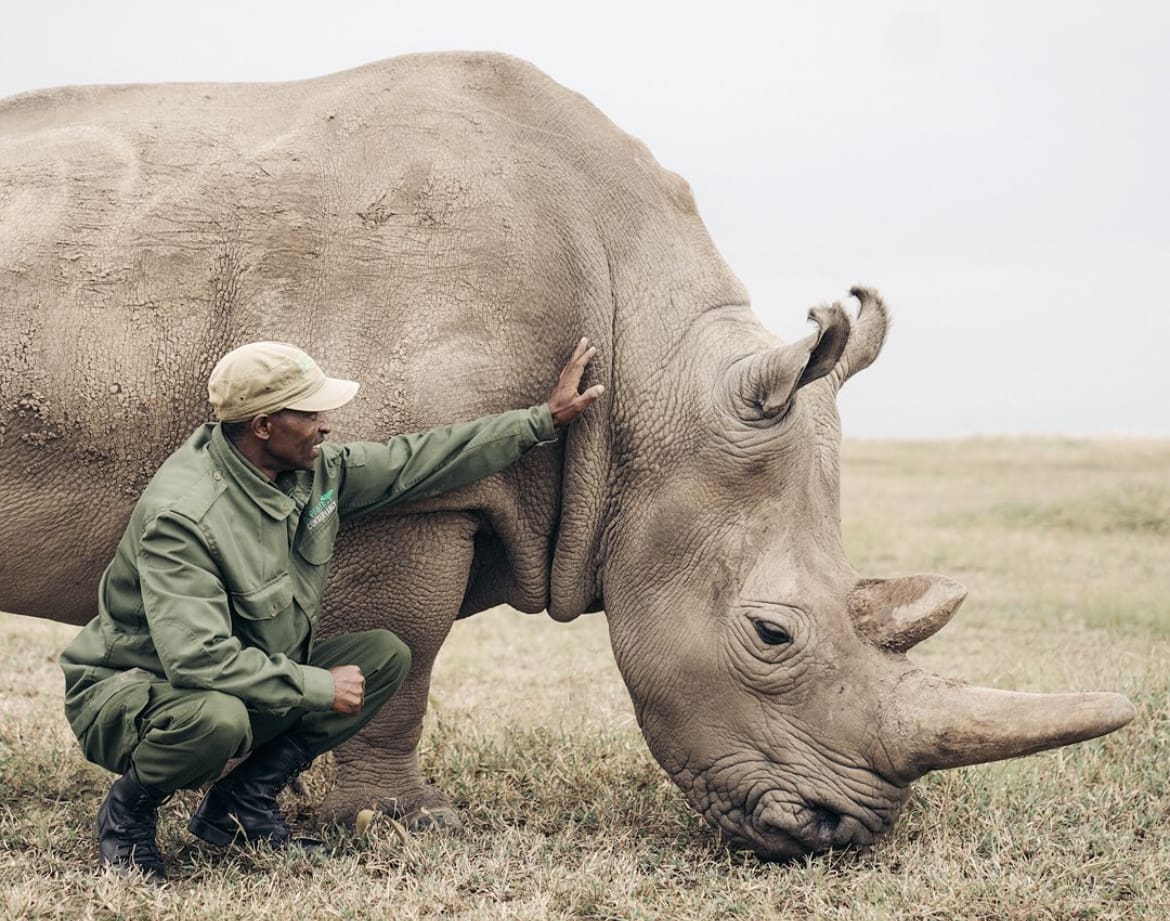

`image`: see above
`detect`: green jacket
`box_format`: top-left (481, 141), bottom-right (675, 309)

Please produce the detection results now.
top-left (61, 405), bottom-right (556, 739)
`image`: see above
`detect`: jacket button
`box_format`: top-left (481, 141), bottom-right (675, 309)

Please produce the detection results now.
top-left (212, 471), bottom-right (222, 481)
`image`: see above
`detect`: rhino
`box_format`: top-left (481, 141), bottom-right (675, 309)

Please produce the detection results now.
top-left (0, 52), bottom-right (1134, 859)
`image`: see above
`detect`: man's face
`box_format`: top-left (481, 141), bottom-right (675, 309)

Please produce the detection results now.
top-left (264, 409), bottom-right (331, 472)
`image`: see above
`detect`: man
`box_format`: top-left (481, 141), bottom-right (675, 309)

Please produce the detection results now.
top-left (60, 338), bottom-right (603, 880)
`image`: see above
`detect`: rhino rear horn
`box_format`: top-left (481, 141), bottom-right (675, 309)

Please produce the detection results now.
top-left (850, 574), bottom-right (967, 652)
top-left (729, 303), bottom-right (850, 421)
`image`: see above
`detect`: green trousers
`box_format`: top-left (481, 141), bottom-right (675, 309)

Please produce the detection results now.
top-left (77, 629), bottom-right (410, 793)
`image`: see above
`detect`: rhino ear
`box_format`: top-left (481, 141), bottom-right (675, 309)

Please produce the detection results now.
top-left (830, 286), bottom-right (890, 391)
top-left (729, 303), bottom-right (851, 421)
top-left (849, 574), bottom-right (968, 653)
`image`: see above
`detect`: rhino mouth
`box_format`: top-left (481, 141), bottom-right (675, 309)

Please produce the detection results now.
top-left (688, 764), bottom-right (910, 860)
top-left (755, 800), bottom-right (850, 855)
top-left (717, 808), bottom-right (839, 860)
top-left (719, 791), bottom-right (904, 860)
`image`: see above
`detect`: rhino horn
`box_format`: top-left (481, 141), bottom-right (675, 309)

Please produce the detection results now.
top-left (890, 674), bottom-right (1137, 779)
top-left (830, 286), bottom-right (889, 390)
top-left (730, 303), bottom-right (850, 420)
top-left (850, 574), bottom-right (967, 652)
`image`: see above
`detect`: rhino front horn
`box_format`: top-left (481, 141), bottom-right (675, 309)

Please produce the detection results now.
top-left (889, 673), bottom-right (1137, 780)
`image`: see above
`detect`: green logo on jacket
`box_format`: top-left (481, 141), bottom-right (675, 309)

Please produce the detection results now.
top-left (307, 489), bottom-right (337, 532)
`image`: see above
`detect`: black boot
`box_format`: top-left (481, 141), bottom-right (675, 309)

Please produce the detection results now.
top-left (97, 764), bottom-right (169, 880)
top-left (187, 735), bottom-right (323, 852)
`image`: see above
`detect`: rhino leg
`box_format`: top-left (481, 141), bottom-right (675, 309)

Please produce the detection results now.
top-left (316, 511), bottom-right (478, 831)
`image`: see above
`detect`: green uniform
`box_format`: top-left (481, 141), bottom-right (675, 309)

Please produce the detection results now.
top-left (61, 405), bottom-right (555, 790)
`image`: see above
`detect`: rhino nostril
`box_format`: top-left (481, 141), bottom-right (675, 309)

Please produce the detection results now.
top-left (803, 805), bottom-right (841, 847)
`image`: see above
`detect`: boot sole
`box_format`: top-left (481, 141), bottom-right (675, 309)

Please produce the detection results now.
top-left (188, 814), bottom-right (320, 852)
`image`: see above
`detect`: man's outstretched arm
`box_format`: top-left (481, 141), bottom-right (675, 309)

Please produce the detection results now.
top-left (331, 337), bottom-right (605, 516)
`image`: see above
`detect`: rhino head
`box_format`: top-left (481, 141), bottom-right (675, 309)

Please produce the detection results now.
top-left (596, 287), bottom-right (1134, 859)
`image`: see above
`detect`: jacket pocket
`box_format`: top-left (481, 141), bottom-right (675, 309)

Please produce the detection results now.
top-left (230, 573), bottom-right (297, 654)
top-left (231, 573), bottom-right (294, 620)
top-left (297, 515), bottom-right (339, 566)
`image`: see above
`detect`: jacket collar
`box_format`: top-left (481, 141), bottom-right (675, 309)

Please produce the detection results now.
top-left (207, 424), bottom-right (299, 520)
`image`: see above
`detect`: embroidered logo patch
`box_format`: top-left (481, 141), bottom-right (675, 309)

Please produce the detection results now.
top-left (306, 489), bottom-right (337, 532)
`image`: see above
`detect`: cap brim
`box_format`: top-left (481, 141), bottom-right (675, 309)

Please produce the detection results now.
top-left (283, 377), bottom-right (360, 413)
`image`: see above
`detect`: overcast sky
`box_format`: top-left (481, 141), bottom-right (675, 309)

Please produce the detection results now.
top-left (3, 1), bottom-right (1166, 437)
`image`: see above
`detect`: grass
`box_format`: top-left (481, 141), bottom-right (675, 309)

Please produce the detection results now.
top-left (2, 439), bottom-right (1168, 919)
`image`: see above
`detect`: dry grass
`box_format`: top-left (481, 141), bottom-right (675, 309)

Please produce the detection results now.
top-left (2, 439), bottom-right (1167, 919)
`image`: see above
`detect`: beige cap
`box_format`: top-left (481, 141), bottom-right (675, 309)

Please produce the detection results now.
top-left (208, 341), bottom-right (360, 422)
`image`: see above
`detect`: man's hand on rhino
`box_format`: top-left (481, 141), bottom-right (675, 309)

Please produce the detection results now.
top-left (329, 665), bottom-right (366, 715)
top-left (547, 337), bottom-right (605, 428)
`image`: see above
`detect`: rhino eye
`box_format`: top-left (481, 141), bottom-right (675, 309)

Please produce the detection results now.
top-left (754, 620), bottom-right (792, 646)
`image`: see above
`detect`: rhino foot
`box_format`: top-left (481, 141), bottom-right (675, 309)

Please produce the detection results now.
top-left (402, 804), bottom-right (465, 834)
top-left (320, 783), bottom-right (465, 835)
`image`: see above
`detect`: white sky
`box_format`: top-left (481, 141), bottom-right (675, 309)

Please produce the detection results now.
top-left (4, 0), bottom-right (1167, 437)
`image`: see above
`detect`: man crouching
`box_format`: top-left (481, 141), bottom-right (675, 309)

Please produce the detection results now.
top-left (59, 339), bottom-right (603, 880)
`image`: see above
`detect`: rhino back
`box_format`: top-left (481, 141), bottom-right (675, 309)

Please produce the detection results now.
top-left (2, 53), bottom-right (737, 459)
top-left (0, 52), bottom-right (745, 622)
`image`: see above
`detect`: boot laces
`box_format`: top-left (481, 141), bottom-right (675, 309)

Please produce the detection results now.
top-left (123, 790), bottom-right (163, 852)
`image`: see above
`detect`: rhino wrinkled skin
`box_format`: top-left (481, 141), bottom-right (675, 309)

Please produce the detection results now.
top-left (0, 52), bottom-right (1134, 858)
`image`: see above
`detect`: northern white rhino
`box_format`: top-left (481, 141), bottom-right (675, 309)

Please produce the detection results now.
top-left (0, 52), bottom-right (1134, 859)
